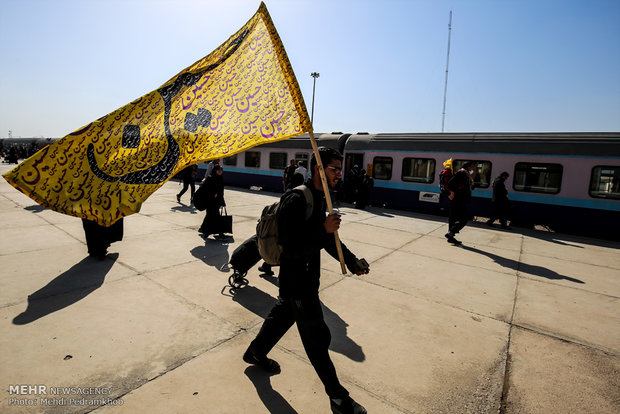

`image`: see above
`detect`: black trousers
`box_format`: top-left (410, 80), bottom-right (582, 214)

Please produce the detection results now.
top-left (178, 178), bottom-right (195, 199)
top-left (82, 218), bottom-right (124, 256)
top-left (250, 295), bottom-right (349, 400)
top-left (448, 198), bottom-right (469, 234)
top-left (489, 201), bottom-right (510, 226)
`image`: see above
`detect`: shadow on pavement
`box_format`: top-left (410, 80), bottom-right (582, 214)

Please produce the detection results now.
top-left (171, 204), bottom-right (198, 214)
top-left (244, 366), bottom-right (298, 414)
top-left (228, 285), bottom-right (366, 362)
top-left (24, 204), bottom-right (47, 213)
top-left (460, 245), bottom-right (584, 284)
top-left (190, 238), bottom-right (233, 272)
top-left (13, 254), bottom-right (118, 325)
top-left (323, 305), bottom-right (366, 362)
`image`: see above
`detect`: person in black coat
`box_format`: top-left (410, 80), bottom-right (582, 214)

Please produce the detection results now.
top-left (445, 162), bottom-right (476, 245)
top-left (243, 147), bottom-right (369, 414)
top-left (82, 218), bottom-right (124, 260)
top-left (198, 165), bottom-right (227, 238)
top-left (487, 172), bottom-right (511, 229)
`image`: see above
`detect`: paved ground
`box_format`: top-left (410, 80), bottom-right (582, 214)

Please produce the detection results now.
top-left (1, 163), bottom-right (619, 414)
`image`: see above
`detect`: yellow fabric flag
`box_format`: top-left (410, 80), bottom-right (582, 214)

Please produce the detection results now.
top-left (3, 2), bottom-right (310, 226)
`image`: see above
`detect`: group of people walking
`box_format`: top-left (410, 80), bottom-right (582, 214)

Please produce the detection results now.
top-left (79, 148), bottom-right (518, 414)
top-left (443, 159), bottom-right (512, 245)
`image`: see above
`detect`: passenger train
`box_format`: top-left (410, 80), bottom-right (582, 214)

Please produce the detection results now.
top-left (200, 132), bottom-right (620, 240)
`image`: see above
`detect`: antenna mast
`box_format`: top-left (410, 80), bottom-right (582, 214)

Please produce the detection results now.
top-left (441, 10), bottom-right (452, 133)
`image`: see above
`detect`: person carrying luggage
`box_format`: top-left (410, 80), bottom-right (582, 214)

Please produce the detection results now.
top-left (243, 147), bottom-right (370, 414)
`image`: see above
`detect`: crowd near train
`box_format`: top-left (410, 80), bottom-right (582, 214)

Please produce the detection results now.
top-left (196, 132), bottom-right (620, 241)
top-left (2, 133), bottom-right (619, 240)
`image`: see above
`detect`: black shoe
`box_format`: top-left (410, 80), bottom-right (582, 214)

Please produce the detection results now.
top-left (243, 346), bottom-right (280, 373)
top-left (258, 263), bottom-right (274, 276)
top-left (445, 233), bottom-right (462, 245)
top-left (330, 396), bottom-right (367, 414)
top-left (89, 249), bottom-right (107, 261)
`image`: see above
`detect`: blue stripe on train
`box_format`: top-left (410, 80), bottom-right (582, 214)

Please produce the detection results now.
top-left (371, 180), bottom-right (620, 212)
top-left (204, 166), bottom-right (619, 212)
top-left (199, 165), bottom-right (283, 177)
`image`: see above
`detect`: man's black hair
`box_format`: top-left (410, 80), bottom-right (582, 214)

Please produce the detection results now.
top-left (462, 161), bottom-right (476, 169)
top-left (310, 146), bottom-right (343, 176)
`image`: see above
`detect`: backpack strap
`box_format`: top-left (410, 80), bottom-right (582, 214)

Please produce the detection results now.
top-left (293, 184), bottom-right (314, 220)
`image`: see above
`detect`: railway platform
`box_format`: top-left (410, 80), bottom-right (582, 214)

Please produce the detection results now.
top-left (1, 164), bottom-right (619, 414)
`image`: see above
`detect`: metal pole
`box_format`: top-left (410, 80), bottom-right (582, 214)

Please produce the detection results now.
top-left (310, 72), bottom-right (320, 125)
top-left (308, 72), bottom-right (344, 273)
top-left (441, 11), bottom-right (452, 133)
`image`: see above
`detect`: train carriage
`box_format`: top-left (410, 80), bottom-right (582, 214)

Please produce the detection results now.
top-left (343, 132), bottom-right (620, 239)
top-left (197, 133), bottom-right (349, 190)
top-left (214, 131), bottom-right (619, 240)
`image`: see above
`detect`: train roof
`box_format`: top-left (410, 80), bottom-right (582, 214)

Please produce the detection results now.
top-left (344, 132), bottom-right (620, 156)
top-left (257, 133), bottom-right (350, 153)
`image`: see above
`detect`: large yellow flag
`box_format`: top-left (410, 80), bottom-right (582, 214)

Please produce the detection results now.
top-left (3, 2), bottom-right (311, 226)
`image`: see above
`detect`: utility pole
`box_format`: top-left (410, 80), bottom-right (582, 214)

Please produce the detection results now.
top-left (310, 72), bottom-right (320, 126)
top-left (441, 10), bottom-right (452, 133)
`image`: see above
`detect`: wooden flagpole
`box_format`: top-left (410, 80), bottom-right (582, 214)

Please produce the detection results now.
top-left (308, 130), bottom-right (347, 274)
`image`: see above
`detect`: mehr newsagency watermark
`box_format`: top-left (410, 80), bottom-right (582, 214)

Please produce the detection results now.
top-left (7, 384), bottom-right (124, 407)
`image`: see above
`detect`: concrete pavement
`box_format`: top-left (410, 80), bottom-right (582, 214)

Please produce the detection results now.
top-left (1, 163), bottom-right (619, 413)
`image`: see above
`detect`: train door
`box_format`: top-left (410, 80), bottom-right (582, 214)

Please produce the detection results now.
top-left (345, 153), bottom-right (364, 176)
top-left (343, 153), bottom-right (364, 203)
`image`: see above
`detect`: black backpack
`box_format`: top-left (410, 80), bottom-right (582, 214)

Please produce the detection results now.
top-left (439, 168), bottom-right (452, 194)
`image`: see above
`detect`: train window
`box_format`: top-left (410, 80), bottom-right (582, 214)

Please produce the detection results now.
top-left (295, 153), bottom-right (309, 169)
top-left (513, 162), bottom-right (562, 194)
top-left (589, 166), bottom-right (620, 200)
top-left (244, 151), bottom-right (261, 168)
top-left (269, 152), bottom-right (287, 170)
top-left (373, 156), bottom-right (393, 180)
top-left (402, 158), bottom-right (435, 183)
top-left (454, 159), bottom-right (492, 188)
top-left (222, 154), bottom-right (237, 166)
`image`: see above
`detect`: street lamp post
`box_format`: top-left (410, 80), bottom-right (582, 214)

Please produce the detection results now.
top-left (310, 72), bottom-right (320, 126)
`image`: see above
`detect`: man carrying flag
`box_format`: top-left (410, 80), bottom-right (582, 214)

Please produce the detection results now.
top-left (243, 146), bottom-right (369, 414)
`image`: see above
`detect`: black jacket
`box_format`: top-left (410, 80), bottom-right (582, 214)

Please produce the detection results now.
top-left (447, 169), bottom-right (474, 202)
top-left (277, 183), bottom-right (358, 299)
top-left (203, 174), bottom-right (224, 208)
top-left (492, 177), bottom-right (508, 203)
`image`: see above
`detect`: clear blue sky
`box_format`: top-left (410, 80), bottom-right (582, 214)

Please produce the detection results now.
top-left (1, 0), bottom-right (619, 138)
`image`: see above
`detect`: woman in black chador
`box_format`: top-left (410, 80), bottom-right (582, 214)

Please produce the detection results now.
top-left (198, 165), bottom-right (227, 239)
top-left (82, 218), bottom-right (124, 260)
